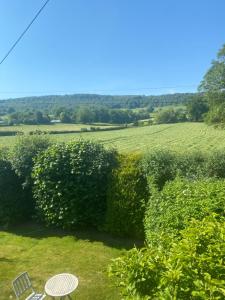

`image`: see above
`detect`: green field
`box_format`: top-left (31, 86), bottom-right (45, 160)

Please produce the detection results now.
top-left (1, 122), bottom-right (225, 153)
top-left (0, 123), bottom-right (116, 133)
top-left (0, 223), bottom-right (137, 300)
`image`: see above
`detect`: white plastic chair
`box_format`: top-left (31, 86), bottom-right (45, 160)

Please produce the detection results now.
top-left (12, 272), bottom-right (46, 300)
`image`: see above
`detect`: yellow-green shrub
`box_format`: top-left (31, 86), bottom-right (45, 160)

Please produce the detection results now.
top-left (109, 215), bottom-right (225, 299)
top-left (105, 154), bottom-right (149, 238)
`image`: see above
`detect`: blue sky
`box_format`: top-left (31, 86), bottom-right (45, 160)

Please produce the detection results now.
top-left (0, 0), bottom-right (224, 99)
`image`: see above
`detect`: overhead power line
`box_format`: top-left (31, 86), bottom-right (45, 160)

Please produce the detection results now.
top-left (0, 0), bottom-right (51, 66)
top-left (0, 84), bottom-right (198, 95)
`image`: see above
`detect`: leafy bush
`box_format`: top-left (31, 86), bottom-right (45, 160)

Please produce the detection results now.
top-left (109, 215), bottom-right (225, 299)
top-left (10, 134), bottom-right (52, 187)
top-left (144, 178), bottom-right (225, 244)
top-left (155, 108), bottom-right (187, 124)
top-left (0, 152), bottom-right (27, 226)
top-left (206, 150), bottom-right (225, 178)
top-left (105, 154), bottom-right (149, 238)
top-left (142, 149), bottom-right (177, 189)
top-left (33, 140), bottom-right (117, 229)
top-left (142, 149), bottom-right (225, 190)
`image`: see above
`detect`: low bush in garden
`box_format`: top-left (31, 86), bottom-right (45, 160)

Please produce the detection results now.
top-left (33, 140), bottom-right (117, 229)
top-left (142, 149), bottom-right (177, 189)
top-left (109, 215), bottom-right (225, 300)
top-left (0, 152), bottom-right (27, 226)
top-left (105, 154), bottom-right (149, 238)
top-left (144, 178), bottom-right (225, 245)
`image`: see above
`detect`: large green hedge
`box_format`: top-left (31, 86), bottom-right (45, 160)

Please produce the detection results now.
top-left (144, 178), bottom-right (225, 245)
top-left (105, 154), bottom-right (149, 238)
top-left (33, 140), bottom-right (117, 229)
top-left (0, 153), bottom-right (27, 226)
top-left (109, 215), bottom-right (225, 299)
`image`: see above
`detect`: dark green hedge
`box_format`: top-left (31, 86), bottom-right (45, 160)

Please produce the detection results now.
top-left (0, 153), bottom-right (27, 226)
top-left (33, 140), bottom-right (117, 229)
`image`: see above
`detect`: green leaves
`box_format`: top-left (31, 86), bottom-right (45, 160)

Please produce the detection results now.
top-left (145, 178), bottom-right (225, 245)
top-left (110, 215), bottom-right (225, 299)
top-left (33, 140), bottom-right (117, 229)
top-left (105, 153), bottom-right (149, 238)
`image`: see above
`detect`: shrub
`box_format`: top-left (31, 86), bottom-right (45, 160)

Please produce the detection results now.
top-left (206, 150), bottom-right (225, 178)
top-left (144, 178), bottom-right (225, 245)
top-left (109, 215), bottom-right (225, 300)
top-left (10, 134), bottom-right (52, 187)
top-left (105, 154), bottom-right (149, 238)
top-left (0, 152), bottom-right (27, 226)
top-left (9, 134), bottom-right (52, 218)
top-left (33, 140), bottom-right (117, 229)
top-left (142, 149), bottom-right (177, 189)
top-left (154, 108), bottom-right (187, 124)
top-left (176, 151), bottom-right (206, 179)
top-left (142, 150), bottom-right (225, 189)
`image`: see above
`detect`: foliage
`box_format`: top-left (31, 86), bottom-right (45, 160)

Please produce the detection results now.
top-left (0, 93), bottom-right (196, 117)
top-left (144, 178), bottom-right (225, 244)
top-left (155, 108), bottom-right (187, 124)
top-left (105, 154), bottom-right (149, 238)
top-left (33, 140), bottom-right (117, 229)
top-left (199, 43), bottom-right (225, 125)
top-left (142, 149), bottom-right (225, 189)
top-left (0, 152), bottom-right (27, 226)
top-left (142, 149), bottom-right (177, 189)
top-left (10, 134), bottom-right (52, 187)
top-left (109, 215), bottom-right (225, 299)
top-left (187, 94), bottom-right (209, 121)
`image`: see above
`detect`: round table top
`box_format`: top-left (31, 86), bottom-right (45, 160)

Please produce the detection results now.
top-left (45, 273), bottom-right (78, 297)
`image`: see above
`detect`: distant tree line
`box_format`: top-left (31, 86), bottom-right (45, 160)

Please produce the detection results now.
top-left (3, 106), bottom-right (150, 125)
top-left (56, 106), bottom-right (150, 124)
top-left (0, 92), bottom-right (197, 116)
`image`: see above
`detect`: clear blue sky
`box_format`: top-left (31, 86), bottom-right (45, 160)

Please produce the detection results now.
top-left (0, 0), bottom-right (224, 99)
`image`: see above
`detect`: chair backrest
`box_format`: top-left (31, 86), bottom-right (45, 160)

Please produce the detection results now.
top-left (12, 272), bottom-right (34, 299)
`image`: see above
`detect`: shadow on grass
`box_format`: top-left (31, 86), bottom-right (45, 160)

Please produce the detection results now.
top-left (4, 222), bottom-right (143, 250)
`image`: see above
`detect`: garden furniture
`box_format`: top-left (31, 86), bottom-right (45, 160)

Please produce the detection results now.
top-left (45, 273), bottom-right (78, 299)
top-left (12, 271), bottom-right (46, 300)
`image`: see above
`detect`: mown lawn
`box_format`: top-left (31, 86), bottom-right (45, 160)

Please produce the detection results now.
top-left (1, 122), bottom-right (225, 153)
top-left (0, 223), bottom-right (137, 300)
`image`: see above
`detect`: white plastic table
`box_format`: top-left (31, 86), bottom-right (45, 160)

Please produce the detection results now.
top-left (45, 273), bottom-right (78, 299)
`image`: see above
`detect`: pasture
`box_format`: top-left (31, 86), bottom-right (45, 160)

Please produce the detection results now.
top-left (0, 122), bottom-right (225, 153)
top-left (0, 223), bottom-right (137, 300)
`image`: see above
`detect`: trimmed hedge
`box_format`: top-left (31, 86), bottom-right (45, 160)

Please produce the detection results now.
top-left (109, 215), bottom-right (225, 299)
top-left (144, 178), bottom-right (225, 245)
top-left (142, 149), bottom-right (225, 190)
top-left (105, 154), bottom-right (149, 238)
top-left (33, 140), bottom-right (117, 229)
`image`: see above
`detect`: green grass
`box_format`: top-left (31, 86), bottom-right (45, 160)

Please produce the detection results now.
top-left (0, 223), bottom-right (138, 300)
top-left (0, 123), bottom-right (117, 133)
top-left (1, 122), bottom-right (225, 153)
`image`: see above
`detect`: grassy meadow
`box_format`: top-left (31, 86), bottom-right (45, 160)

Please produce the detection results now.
top-left (0, 223), bottom-right (138, 300)
top-left (1, 122), bottom-right (225, 153)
